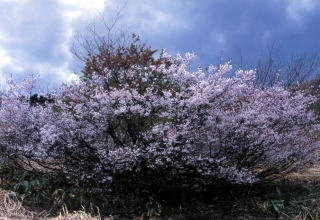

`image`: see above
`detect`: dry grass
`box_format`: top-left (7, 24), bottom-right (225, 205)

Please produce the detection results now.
top-left (285, 165), bottom-right (320, 183)
top-left (0, 189), bottom-right (102, 220)
top-left (50, 209), bottom-right (100, 220)
top-left (0, 189), bottom-right (42, 219)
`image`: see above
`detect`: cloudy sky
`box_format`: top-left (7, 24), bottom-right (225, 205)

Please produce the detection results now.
top-left (0, 0), bottom-right (319, 87)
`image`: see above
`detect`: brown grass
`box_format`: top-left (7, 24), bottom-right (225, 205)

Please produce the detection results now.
top-left (285, 165), bottom-right (320, 183)
top-left (0, 189), bottom-right (42, 219)
top-left (50, 209), bottom-right (100, 220)
top-left (0, 189), bottom-right (102, 220)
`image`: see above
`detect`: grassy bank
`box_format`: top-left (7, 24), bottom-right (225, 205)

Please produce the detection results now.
top-left (0, 166), bottom-right (319, 219)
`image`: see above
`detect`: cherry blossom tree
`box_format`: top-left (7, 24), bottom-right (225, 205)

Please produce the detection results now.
top-left (0, 51), bottom-right (318, 192)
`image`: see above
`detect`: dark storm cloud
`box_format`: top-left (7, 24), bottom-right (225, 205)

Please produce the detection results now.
top-left (117, 0), bottom-right (320, 68)
top-left (0, 0), bottom-right (319, 86)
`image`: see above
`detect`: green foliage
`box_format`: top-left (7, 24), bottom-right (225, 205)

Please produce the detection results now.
top-left (13, 172), bottom-right (50, 202)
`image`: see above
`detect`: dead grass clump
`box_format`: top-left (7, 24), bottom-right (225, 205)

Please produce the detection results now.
top-left (51, 210), bottom-right (100, 220)
top-left (0, 189), bottom-right (44, 219)
top-left (0, 189), bottom-right (101, 220)
top-left (285, 165), bottom-right (320, 183)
